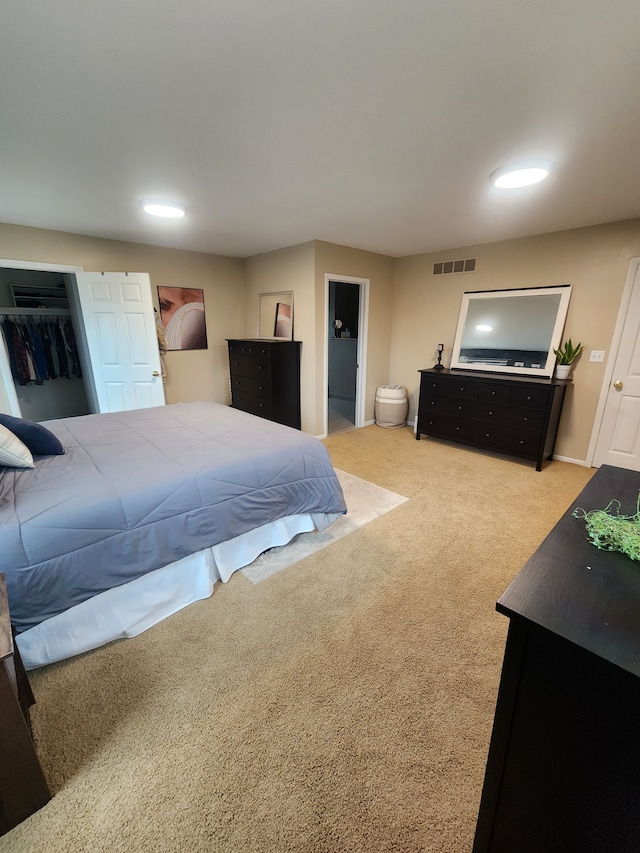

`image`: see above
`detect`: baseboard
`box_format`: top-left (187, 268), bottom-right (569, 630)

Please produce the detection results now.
top-left (552, 454), bottom-right (591, 467)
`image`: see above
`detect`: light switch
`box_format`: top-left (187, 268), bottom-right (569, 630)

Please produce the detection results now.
top-left (589, 350), bottom-right (605, 362)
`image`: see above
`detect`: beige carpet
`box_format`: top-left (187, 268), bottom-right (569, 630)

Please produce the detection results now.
top-left (4, 427), bottom-right (594, 853)
top-left (241, 469), bottom-right (408, 583)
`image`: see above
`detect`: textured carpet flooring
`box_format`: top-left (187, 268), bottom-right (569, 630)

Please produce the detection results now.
top-left (3, 426), bottom-right (594, 853)
top-left (241, 469), bottom-right (408, 583)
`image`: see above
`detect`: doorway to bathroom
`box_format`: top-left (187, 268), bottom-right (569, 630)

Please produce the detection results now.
top-left (325, 275), bottom-right (368, 435)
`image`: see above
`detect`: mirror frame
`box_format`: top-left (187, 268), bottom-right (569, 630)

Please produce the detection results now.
top-left (258, 291), bottom-right (294, 340)
top-left (450, 284), bottom-right (572, 378)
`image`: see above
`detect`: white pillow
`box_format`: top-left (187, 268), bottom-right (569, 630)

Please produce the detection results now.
top-left (0, 422), bottom-right (34, 468)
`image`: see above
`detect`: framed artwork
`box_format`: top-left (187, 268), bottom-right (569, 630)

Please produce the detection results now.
top-left (274, 302), bottom-right (292, 338)
top-left (157, 286), bottom-right (208, 350)
top-left (258, 291), bottom-right (294, 340)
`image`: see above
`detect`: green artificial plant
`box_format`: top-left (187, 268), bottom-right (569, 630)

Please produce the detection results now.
top-left (553, 339), bottom-right (585, 365)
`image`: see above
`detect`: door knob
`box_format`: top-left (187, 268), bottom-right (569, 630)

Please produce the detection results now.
top-left (152, 371), bottom-right (160, 377)
top-left (613, 379), bottom-right (623, 390)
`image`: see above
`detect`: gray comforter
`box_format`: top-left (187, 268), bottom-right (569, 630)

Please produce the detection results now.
top-left (1, 402), bottom-right (346, 632)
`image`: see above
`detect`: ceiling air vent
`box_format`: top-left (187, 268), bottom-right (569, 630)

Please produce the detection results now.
top-left (433, 258), bottom-right (476, 275)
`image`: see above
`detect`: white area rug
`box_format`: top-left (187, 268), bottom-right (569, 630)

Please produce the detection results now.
top-left (241, 469), bottom-right (409, 584)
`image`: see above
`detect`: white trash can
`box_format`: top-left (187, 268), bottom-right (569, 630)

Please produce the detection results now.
top-left (375, 385), bottom-right (408, 429)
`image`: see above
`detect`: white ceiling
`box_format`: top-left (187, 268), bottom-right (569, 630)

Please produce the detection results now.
top-left (1, 0), bottom-right (639, 259)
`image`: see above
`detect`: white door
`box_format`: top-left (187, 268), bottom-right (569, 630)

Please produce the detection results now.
top-left (73, 272), bottom-right (165, 413)
top-left (593, 259), bottom-right (640, 469)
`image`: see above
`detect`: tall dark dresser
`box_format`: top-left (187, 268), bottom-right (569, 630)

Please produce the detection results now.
top-left (227, 339), bottom-right (301, 429)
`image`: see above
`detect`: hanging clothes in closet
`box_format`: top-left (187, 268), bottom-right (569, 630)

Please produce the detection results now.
top-left (0, 315), bottom-right (82, 386)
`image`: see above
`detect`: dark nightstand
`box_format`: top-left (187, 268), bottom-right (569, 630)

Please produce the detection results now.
top-left (0, 573), bottom-right (51, 835)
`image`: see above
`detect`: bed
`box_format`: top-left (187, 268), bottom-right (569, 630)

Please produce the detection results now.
top-left (0, 402), bottom-right (347, 669)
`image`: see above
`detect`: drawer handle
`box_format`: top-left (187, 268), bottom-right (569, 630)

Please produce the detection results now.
top-left (488, 411), bottom-right (494, 416)
top-left (519, 440), bottom-right (525, 445)
top-left (485, 432), bottom-right (491, 437)
top-left (526, 395), bottom-right (532, 400)
top-left (258, 385), bottom-right (264, 391)
top-left (456, 426), bottom-right (461, 431)
top-left (459, 386), bottom-right (465, 391)
top-left (523, 416), bottom-right (528, 421)
top-left (431, 401), bottom-right (436, 406)
top-left (257, 366), bottom-right (263, 371)
top-left (458, 405), bottom-right (463, 410)
top-left (491, 391), bottom-right (496, 396)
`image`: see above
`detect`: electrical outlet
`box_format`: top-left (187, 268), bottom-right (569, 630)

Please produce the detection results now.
top-left (589, 350), bottom-right (605, 363)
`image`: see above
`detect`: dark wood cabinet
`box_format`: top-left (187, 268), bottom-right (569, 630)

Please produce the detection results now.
top-left (473, 465), bottom-right (640, 853)
top-left (416, 368), bottom-right (567, 470)
top-left (0, 574), bottom-right (51, 836)
top-left (227, 339), bottom-right (301, 430)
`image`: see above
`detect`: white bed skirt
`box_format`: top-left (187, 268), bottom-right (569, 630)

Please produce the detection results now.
top-left (17, 512), bottom-right (337, 670)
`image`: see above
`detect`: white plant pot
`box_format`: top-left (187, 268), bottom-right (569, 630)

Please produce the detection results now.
top-left (555, 364), bottom-right (572, 380)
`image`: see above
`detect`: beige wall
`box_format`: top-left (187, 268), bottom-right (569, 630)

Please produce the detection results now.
top-left (244, 240), bottom-right (396, 436)
top-left (391, 219), bottom-right (640, 463)
top-left (244, 242), bottom-right (316, 431)
top-left (4, 217), bottom-right (639, 464)
top-left (315, 241), bottom-right (395, 431)
top-left (0, 222), bottom-right (245, 408)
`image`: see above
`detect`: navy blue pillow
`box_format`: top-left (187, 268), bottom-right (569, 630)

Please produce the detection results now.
top-left (0, 414), bottom-right (64, 456)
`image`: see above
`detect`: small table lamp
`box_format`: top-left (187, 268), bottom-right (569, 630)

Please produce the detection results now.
top-left (434, 343), bottom-right (444, 370)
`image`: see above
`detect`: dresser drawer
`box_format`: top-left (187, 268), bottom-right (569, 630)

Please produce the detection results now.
top-left (474, 421), bottom-right (543, 458)
top-left (419, 411), bottom-right (476, 443)
top-left (421, 375), bottom-right (479, 401)
top-left (228, 342), bottom-right (270, 357)
top-left (230, 375), bottom-right (268, 398)
top-left (229, 353), bottom-right (270, 380)
top-left (421, 394), bottom-right (477, 418)
top-left (231, 391), bottom-right (273, 419)
top-left (510, 386), bottom-right (551, 410)
top-left (475, 401), bottom-right (547, 431)
top-left (478, 383), bottom-right (512, 405)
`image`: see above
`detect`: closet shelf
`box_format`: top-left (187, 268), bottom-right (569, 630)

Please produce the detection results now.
top-left (1, 307), bottom-right (71, 317)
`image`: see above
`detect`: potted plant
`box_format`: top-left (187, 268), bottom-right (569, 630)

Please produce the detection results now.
top-left (553, 339), bottom-right (585, 379)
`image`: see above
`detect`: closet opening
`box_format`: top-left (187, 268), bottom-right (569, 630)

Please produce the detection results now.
top-left (0, 267), bottom-right (90, 420)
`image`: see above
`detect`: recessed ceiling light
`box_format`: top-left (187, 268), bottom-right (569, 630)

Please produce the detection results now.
top-left (490, 161), bottom-right (554, 189)
top-left (140, 199), bottom-right (187, 218)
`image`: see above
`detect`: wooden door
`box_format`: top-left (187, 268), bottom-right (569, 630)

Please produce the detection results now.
top-left (593, 260), bottom-right (640, 469)
top-left (73, 272), bottom-right (165, 413)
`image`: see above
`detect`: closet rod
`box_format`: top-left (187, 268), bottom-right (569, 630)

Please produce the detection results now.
top-left (0, 307), bottom-right (71, 317)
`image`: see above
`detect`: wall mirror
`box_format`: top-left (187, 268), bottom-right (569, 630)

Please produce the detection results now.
top-left (450, 284), bottom-right (572, 377)
top-left (258, 291), bottom-right (294, 340)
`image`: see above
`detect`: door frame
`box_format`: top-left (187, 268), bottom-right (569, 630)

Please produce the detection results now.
top-left (587, 256), bottom-right (640, 466)
top-left (323, 273), bottom-right (369, 437)
top-left (0, 258), bottom-right (84, 416)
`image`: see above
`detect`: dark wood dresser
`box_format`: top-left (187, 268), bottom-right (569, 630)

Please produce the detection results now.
top-left (416, 368), bottom-right (567, 470)
top-left (227, 339), bottom-right (301, 430)
top-left (0, 574), bottom-right (51, 835)
top-left (473, 465), bottom-right (640, 852)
